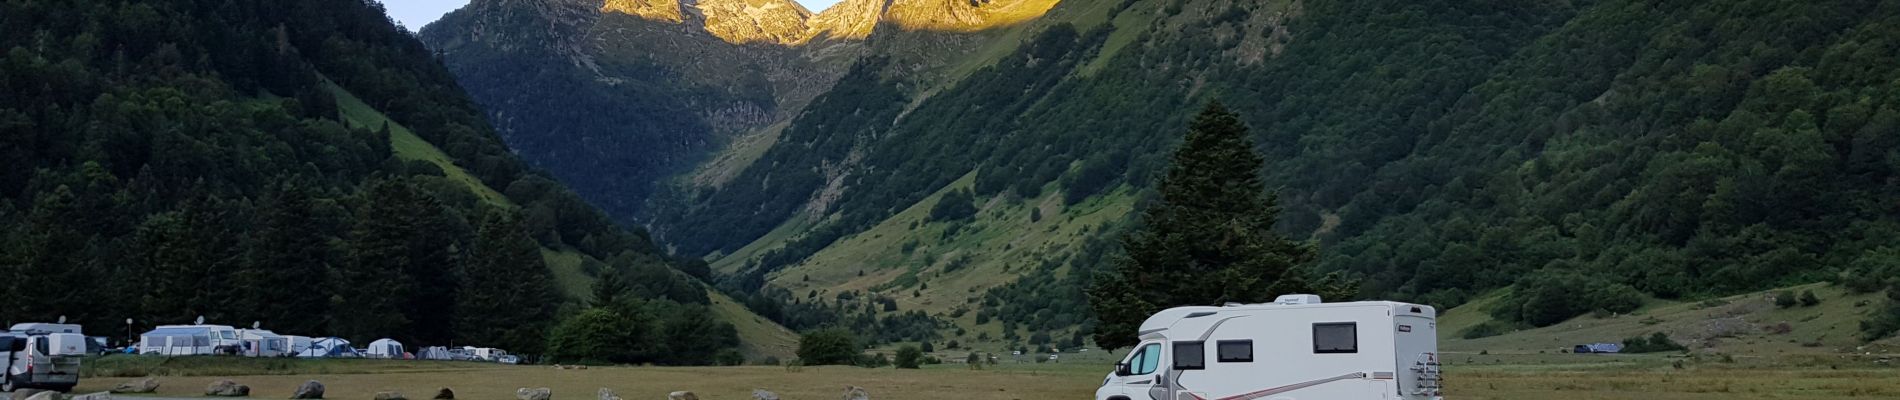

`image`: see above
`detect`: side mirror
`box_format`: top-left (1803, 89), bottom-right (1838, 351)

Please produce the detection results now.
top-left (1114, 362), bottom-right (1133, 376)
top-left (0, 337), bottom-right (23, 352)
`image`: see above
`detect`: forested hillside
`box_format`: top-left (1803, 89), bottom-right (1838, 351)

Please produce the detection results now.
top-left (0, 0), bottom-right (745, 362)
top-left (427, 0), bottom-right (1900, 351)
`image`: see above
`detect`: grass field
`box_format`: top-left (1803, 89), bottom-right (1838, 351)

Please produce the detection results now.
top-left (70, 352), bottom-right (1900, 400)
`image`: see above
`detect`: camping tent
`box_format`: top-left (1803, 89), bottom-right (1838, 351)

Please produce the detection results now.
top-left (138, 325), bottom-right (240, 356)
top-left (236, 329), bottom-right (289, 357)
top-left (366, 338), bottom-right (405, 359)
top-left (416, 346), bottom-right (457, 360)
top-left (295, 337), bottom-right (361, 358)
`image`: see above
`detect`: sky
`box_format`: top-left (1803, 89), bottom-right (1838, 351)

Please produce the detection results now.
top-left (380, 0), bottom-right (843, 31)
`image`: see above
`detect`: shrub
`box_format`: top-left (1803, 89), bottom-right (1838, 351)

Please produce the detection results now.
top-left (713, 349), bottom-right (746, 366)
top-left (895, 345), bottom-right (924, 369)
top-left (797, 328), bottom-right (861, 366)
top-left (1494, 268), bottom-right (1645, 327)
top-left (856, 352), bottom-right (891, 368)
top-left (1460, 321), bottom-right (1515, 340)
top-left (1799, 290), bottom-right (1821, 307)
top-left (1622, 332), bottom-right (1687, 353)
top-left (1775, 291), bottom-right (1797, 308)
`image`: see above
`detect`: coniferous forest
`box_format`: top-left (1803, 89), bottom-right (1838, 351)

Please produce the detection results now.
top-left (0, 0), bottom-right (731, 362)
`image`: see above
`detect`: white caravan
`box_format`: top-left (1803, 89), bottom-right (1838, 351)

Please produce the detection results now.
top-left (139, 325), bottom-right (243, 356)
top-left (1095, 295), bottom-right (1444, 400)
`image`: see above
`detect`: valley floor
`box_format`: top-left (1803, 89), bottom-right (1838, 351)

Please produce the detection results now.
top-left (65, 353), bottom-right (1900, 400)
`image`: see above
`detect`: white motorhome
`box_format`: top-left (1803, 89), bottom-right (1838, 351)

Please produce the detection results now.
top-left (1095, 295), bottom-right (1443, 400)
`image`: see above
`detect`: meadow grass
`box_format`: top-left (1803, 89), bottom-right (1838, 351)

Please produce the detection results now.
top-left (73, 352), bottom-right (1900, 400)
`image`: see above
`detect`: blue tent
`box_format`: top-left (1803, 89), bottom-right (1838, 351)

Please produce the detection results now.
top-left (295, 337), bottom-right (362, 358)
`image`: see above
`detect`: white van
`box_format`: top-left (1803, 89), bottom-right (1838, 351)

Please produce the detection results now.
top-left (0, 332), bottom-right (83, 392)
top-left (1095, 295), bottom-right (1444, 400)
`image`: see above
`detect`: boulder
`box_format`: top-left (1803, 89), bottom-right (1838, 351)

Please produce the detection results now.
top-left (72, 392), bottom-right (114, 400)
top-left (110, 378), bottom-right (160, 394)
top-left (666, 392), bottom-right (698, 400)
top-left (594, 388), bottom-right (621, 400)
top-left (430, 388), bottom-right (455, 400)
top-left (752, 389), bottom-right (780, 400)
top-left (24, 390), bottom-right (59, 400)
top-left (514, 388), bottom-right (551, 400)
top-left (291, 380), bottom-right (325, 399)
top-left (13, 389), bottom-right (48, 400)
top-left (842, 386), bottom-right (870, 400)
top-left (206, 379), bottom-right (252, 397)
top-left (373, 392), bottom-right (405, 400)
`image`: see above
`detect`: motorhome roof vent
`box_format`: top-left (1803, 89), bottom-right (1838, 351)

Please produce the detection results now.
top-left (1273, 294), bottom-right (1323, 305)
top-left (1222, 302), bottom-right (1244, 307)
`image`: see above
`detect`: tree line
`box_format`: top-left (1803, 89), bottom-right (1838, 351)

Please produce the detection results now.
top-left (0, 0), bottom-right (723, 358)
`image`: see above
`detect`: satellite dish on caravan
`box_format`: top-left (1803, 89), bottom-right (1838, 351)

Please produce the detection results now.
top-left (252, 321), bottom-right (261, 329)
top-left (57, 315), bottom-right (66, 324)
top-left (195, 316), bottom-right (206, 325)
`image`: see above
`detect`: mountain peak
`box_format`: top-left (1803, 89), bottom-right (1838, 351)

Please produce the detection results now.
top-left (602, 0), bottom-right (815, 44)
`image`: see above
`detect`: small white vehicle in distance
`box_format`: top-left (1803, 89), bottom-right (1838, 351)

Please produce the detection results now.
top-left (1095, 294), bottom-right (1444, 400)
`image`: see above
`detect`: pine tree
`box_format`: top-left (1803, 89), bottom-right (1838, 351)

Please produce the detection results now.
top-left (1088, 102), bottom-right (1319, 350)
top-left (338, 181), bottom-right (423, 343)
top-left (456, 211), bottom-right (558, 353)
top-left (237, 182), bottom-right (333, 335)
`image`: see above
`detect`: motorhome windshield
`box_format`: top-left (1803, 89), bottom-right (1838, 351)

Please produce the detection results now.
top-left (1125, 343), bottom-right (1161, 375)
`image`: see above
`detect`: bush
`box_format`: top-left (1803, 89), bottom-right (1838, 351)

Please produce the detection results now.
top-left (797, 328), bottom-right (861, 366)
top-left (856, 352), bottom-right (891, 368)
top-left (1775, 291), bottom-right (1797, 308)
top-left (1494, 268), bottom-right (1645, 327)
top-left (761, 356), bottom-right (783, 366)
top-left (545, 308), bottom-right (649, 364)
top-left (1460, 321), bottom-right (1515, 340)
top-left (1622, 332), bottom-right (1686, 353)
top-left (894, 345), bottom-right (924, 369)
top-left (713, 349), bottom-right (746, 366)
top-left (1799, 290), bottom-right (1821, 307)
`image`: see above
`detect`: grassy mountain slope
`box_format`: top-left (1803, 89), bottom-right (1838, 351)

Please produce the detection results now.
top-left (336, 78), bottom-right (800, 358)
top-left (1442, 284), bottom-right (1900, 356)
top-left (328, 81), bottom-right (513, 207)
top-left (650, 0), bottom-right (1900, 350)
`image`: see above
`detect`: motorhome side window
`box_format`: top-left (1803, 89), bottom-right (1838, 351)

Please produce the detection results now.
top-left (1313, 322), bottom-right (1358, 354)
top-left (1216, 340), bottom-right (1253, 362)
top-left (1172, 341), bottom-right (1205, 370)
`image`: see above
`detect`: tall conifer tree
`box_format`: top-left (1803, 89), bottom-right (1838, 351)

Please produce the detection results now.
top-left (1088, 102), bottom-right (1317, 350)
top-left (456, 211), bottom-right (558, 353)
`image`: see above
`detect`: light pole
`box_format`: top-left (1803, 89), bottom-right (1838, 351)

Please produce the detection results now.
top-left (125, 318), bottom-right (134, 349)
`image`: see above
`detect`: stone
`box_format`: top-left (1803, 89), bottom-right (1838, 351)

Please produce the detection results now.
top-left (373, 392), bottom-right (406, 400)
top-left (72, 392), bottom-right (114, 400)
top-left (291, 380), bottom-right (325, 399)
top-left (24, 390), bottom-right (59, 400)
top-left (594, 388), bottom-right (621, 400)
top-left (430, 388), bottom-right (455, 400)
top-left (515, 388), bottom-right (551, 400)
top-left (751, 389), bottom-right (780, 400)
top-left (842, 386), bottom-right (870, 400)
top-left (206, 379), bottom-right (252, 397)
top-left (666, 391), bottom-right (698, 400)
top-left (110, 378), bottom-right (160, 394)
top-left (13, 389), bottom-right (47, 400)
